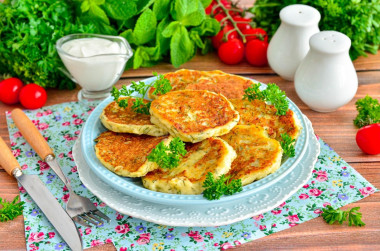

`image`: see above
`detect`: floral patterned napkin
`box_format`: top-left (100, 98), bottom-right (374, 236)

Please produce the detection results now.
top-left (5, 101), bottom-right (377, 251)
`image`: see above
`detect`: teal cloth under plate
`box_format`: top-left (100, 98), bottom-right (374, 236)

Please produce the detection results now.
top-left (5, 101), bottom-right (377, 251)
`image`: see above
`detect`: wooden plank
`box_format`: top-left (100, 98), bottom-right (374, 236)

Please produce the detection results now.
top-left (121, 52), bottom-right (380, 85)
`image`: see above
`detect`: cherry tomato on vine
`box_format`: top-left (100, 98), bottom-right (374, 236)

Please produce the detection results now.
top-left (205, 0), bottom-right (231, 15)
top-left (0, 77), bottom-right (24, 105)
top-left (245, 39), bottom-right (269, 66)
top-left (19, 84), bottom-right (47, 109)
top-left (232, 17), bottom-right (252, 31)
top-left (243, 28), bottom-right (268, 43)
top-left (218, 38), bottom-right (244, 65)
top-left (212, 25), bottom-right (238, 49)
top-left (214, 13), bottom-right (228, 25)
top-left (356, 123), bottom-right (380, 155)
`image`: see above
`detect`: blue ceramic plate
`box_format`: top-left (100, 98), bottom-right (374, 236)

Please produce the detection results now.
top-left (81, 76), bottom-right (309, 206)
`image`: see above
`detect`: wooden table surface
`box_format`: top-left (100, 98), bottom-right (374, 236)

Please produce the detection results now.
top-left (0, 52), bottom-right (379, 250)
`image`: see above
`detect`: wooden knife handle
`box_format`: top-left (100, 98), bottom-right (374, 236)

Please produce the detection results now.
top-left (11, 108), bottom-right (54, 160)
top-left (0, 136), bottom-right (21, 176)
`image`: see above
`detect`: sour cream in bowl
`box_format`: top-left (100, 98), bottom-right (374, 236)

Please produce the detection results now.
top-left (56, 34), bottom-right (133, 100)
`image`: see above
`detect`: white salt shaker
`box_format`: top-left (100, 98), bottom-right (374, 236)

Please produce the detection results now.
top-left (294, 31), bottom-right (358, 112)
top-left (267, 4), bottom-right (321, 81)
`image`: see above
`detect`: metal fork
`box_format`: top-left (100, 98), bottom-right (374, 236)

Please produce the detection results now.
top-left (11, 108), bottom-right (110, 227)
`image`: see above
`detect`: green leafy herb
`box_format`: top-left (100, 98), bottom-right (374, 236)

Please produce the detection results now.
top-left (202, 173), bottom-right (243, 200)
top-left (147, 137), bottom-right (187, 169)
top-left (0, 195), bottom-right (25, 222)
top-left (250, 0), bottom-right (380, 60)
top-left (354, 95), bottom-right (380, 128)
top-left (0, 0), bottom-right (219, 89)
top-left (322, 205), bottom-right (365, 227)
top-left (111, 72), bottom-right (171, 114)
top-left (280, 133), bottom-right (295, 158)
top-left (243, 83), bottom-right (289, 115)
top-left (0, 0), bottom-right (96, 89)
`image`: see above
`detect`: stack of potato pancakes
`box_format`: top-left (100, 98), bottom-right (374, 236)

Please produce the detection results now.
top-left (95, 70), bottom-right (301, 195)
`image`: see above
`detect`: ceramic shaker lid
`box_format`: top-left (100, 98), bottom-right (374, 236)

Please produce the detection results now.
top-left (279, 4), bottom-right (321, 27)
top-left (309, 31), bottom-right (351, 54)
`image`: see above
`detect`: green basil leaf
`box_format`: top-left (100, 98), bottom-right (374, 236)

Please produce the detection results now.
top-left (133, 46), bottom-right (161, 69)
top-left (162, 21), bottom-right (180, 38)
top-left (89, 4), bottom-right (110, 25)
top-left (191, 16), bottom-right (220, 36)
top-left (170, 25), bottom-right (195, 67)
top-left (102, 0), bottom-right (137, 21)
top-left (171, 0), bottom-right (206, 27)
top-left (133, 9), bottom-right (157, 45)
top-left (81, 0), bottom-right (91, 12)
top-left (91, 0), bottom-right (105, 5)
top-left (200, 0), bottom-right (212, 8)
top-left (156, 17), bottom-right (171, 55)
top-left (120, 29), bottom-right (135, 45)
top-left (153, 0), bottom-right (171, 20)
top-left (136, 0), bottom-right (155, 14)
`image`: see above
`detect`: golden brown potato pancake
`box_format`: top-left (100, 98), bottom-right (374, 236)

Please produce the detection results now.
top-left (100, 97), bottom-right (168, 136)
top-left (219, 125), bottom-right (283, 186)
top-left (94, 131), bottom-right (170, 177)
top-left (229, 99), bottom-right (301, 141)
top-left (150, 90), bottom-right (240, 143)
top-left (142, 137), bottom-right (236, 194)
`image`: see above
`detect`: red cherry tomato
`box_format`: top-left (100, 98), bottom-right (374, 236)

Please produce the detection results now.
top-left (232, 17), bottom-right (252, 32)
top-left (212, 25), bottom-right (238, 49)
top-left (205, 0), bottom-right (231, 15)
top-left (356, 123), bottom-right (380, 155)
top-left (0, 77), bottom-right (23, 105)
top-left (19, 84), bottom-right (47, 109)
top-left (214, 13), bottom-right (227, 25)
top-left (243, 28), bottom-right (268, 43)
top-left (218, 38), bottom-right (244, 65)
top-left (245, 39), bottom-right (269, 67)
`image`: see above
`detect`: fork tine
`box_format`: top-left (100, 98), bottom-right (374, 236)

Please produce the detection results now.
top-left (73, 216), bottom-right (91, 228)
top-left (88, 212), bottom-right (104, 225)
top-left (81, 214), bottom-right (99, 226)
top-left (93, 210), bottom-right (111, 222)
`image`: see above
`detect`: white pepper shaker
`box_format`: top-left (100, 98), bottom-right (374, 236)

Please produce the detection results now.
top-left (267, 4), bottom-right (321, 81)
top-left (294, 31), bottom-right (358, 112)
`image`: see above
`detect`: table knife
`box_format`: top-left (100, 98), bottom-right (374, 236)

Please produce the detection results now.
top-left (0, 136), bottom-right (83, 251)
top-left (11, 109), bottom-right (68, 184)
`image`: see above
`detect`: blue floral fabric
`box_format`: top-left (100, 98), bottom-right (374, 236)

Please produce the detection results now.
top-left (5, 101), bottom-right (377, 251)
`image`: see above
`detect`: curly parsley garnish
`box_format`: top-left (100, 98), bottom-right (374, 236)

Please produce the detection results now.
top-left (111, 72), bottom-right (172, 115)
top-left (147, 137), bottom-right (187, 169)
top-left (0, 195), bottom-right (25, 222)
top-left (354, 95), bottom-right (380, 128)
top-left (202, 173), bottom-right (243, 200)
top-left (322, 205), bottom-right (365, 227)
top-left (243, 83), bottom-right (289, 115)
top-left (280, 133), bottom-right (296, 158)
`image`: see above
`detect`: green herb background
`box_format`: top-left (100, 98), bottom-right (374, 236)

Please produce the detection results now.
top-left (250, 0), bottom-right (380, 60)
top-left (0, 0), bottom-right (219, 89)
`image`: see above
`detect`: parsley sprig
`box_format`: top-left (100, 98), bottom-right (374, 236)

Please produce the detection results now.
top-left (147, 137), bottom-right (187, 169)
top-left (0, 195), bottom-right (25, 222)
top-left (202, 173), bottom-right (243, 200)
top-left (280, 133), bottom-right (295, 158)
top-left (354, 95), bottom-right (380, 128)
top-left (322, 205), bottom-right (365, 227)
top-left (111, 72), bottom-right (172, 115)
top-left (243, 83), bottom-right (289, 115)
